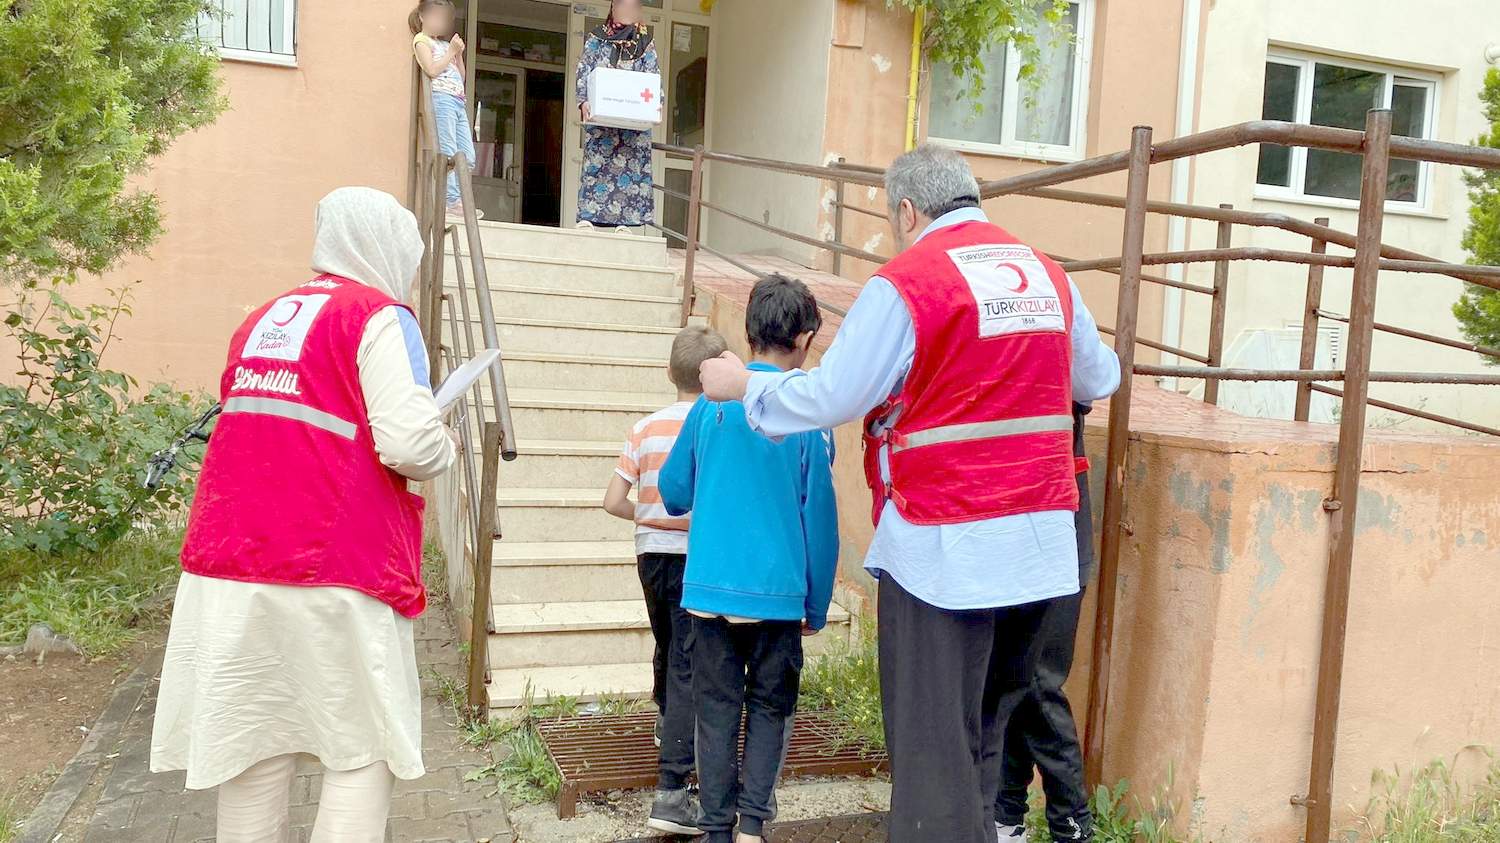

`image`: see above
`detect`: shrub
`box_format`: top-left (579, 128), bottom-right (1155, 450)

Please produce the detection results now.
top-left (1, 286), bottom-right (204, 556)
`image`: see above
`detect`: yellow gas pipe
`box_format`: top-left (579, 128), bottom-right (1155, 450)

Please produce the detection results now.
top-left (905, 7), bottom-right (925, 151)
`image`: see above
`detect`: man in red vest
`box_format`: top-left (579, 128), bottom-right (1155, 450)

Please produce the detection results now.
top-left (699, 145), bottom-right (1120, 842)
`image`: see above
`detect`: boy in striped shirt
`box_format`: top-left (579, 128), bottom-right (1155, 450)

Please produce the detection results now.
top-left (603, 324), bottom-right (728, 836)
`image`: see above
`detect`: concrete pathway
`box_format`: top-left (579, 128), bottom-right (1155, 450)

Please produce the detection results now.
top-left (62, 607), bottom-right (512, 842)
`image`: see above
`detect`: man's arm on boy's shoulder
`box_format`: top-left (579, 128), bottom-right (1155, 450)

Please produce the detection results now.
top-left (658, 399), bottom-right (703, 518)
top-left (800, 429), bottom-right (840, 632)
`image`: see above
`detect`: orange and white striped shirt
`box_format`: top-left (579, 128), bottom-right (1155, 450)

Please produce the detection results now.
top-left (616, 400), bottom-right (694, 554)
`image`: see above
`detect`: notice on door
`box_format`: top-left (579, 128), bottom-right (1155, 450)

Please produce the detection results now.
top-left (673, 23), bottom-right (693, 52)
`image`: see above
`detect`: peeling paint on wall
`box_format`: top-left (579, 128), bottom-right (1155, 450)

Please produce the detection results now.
top-left (1355, 488), bottom-right (1402, 534)
top-left (1168, 470), bottom-right (1233, 573)
top-left (820, 221), bottom-right (836, 241)
top-left (866, 186), bottom-right (879, 202)
top-left (821, 188), bottom-right (837, 212)
top-left (870, 53), bottom-right (893, 73)
top-left (863, 232), bottom-right (885, 252)
top-left (1247, 485), bottom-right (1293, 634)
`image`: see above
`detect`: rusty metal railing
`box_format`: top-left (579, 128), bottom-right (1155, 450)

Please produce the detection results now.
top-left (413, 74), bottom-right (518, 717)
top-left (648, 111), bottom-right (1500, 843)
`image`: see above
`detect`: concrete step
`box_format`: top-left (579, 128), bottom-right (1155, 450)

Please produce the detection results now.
top-left (447, 253), bottom-right (680, 298)
top-left (502, 353), bottom-right (672, 394)
top-left (507, 439), bottom-right (620, 489)
top-left (490, 540), bottom-right (640, 604)
top-left (496, 487), bottom-right (633, 543)
top-left (487, 661), bottom-right (655, 711)
top-left (446, 283), bottom-right (683, 329)
top-left (457, 219), bottom-right (669, 269)
top-left (490, 317), bottom-right (679, 358)
top-left (508, 387), bottom-right (673, 440)
top-left (487, 598), bottom-right (855, 670)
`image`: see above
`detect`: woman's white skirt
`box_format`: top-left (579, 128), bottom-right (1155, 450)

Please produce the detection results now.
top-left (150, 572), bottom-right (425, 790)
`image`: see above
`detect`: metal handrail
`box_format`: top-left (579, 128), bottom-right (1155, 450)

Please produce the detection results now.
top-left (648, 109), bottom-right (1500, 843)
top-left (414, 73), bottom-right (520, 715)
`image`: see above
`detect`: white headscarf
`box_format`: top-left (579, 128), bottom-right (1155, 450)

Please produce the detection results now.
top-left (310, 187), bottom-right (425, 302)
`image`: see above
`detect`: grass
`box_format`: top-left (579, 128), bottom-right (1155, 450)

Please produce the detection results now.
top-left (0, 788), bottom-right (22, 843)
top-left (1078, 775), bottom-right (1201, 843)
top-left (799, 621), bottom-right (884, 750)
top-left (0, 527), bottom-right (182, 657)
top-left (429, 669), bottom-right (566, 804)
top-left (1353, 751), bottom-right (1500, 842)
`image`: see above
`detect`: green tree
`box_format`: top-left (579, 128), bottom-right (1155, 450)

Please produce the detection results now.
top-left (887, 0), bottom-right (1072, 102)
top-left (1, 0), bottom-right (225, 287)
top-left (1453, 67), bottom-right (1500, 361)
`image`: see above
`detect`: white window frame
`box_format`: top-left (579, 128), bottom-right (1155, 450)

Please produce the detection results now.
top-left (204, 0), bottom-right (298, 68)
top-left (927, 0), bottom-right (1094, 163)
top-left (1255, 49), bottom-right (1439, 212)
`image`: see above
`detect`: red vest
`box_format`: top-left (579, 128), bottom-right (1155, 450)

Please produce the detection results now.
top-left (180, 275), bottom-right (428, 617)
top-left (862, 220), bottom-right (1079, 526)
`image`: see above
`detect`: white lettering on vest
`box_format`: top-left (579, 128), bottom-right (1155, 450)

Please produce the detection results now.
top-left (242, 293), bottom-right (333, 362)
top-left (231, 366), bottom-right (305, 396)
top-left (948, 244), bottom-right (1066, 338)
top-left (303, 278), bottom-right (341, 290)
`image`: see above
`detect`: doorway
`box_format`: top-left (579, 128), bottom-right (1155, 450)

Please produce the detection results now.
top-left (456, 0), bottom-right (713, 230)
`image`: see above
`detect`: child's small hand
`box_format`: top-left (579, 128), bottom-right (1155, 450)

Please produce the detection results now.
top-left (801, 621), bottom-right (818, 637)
top-left (580, 103), bottom-right (593, 123)
top-left (449, 34), bottom-right (465, 53)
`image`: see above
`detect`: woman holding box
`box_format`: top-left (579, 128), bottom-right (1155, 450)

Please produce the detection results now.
top-left (575, 0), bottom-right (658, 232)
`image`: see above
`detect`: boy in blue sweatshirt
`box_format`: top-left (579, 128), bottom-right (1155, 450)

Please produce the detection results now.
top-left (659, 274), bottom-right (839, 843)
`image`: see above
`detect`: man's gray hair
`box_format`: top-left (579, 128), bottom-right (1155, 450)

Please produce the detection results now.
top-left (884, 144), bottom-right (981, 218)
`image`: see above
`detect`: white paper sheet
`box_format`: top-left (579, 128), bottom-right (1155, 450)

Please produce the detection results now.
top-left (434, 348), bottom-right (503, 414)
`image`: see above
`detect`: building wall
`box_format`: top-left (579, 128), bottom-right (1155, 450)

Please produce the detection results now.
top-left (817, 0), bottom-right (1191, 352)
top-left (1181, 0), bottom-right (1499, 431)
top-left (699, 0), bottom-right (833, 265)
top-left (67, 1), bottom-right (417, 393)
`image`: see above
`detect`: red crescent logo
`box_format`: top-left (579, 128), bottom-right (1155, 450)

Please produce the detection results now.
top-left (994, 262), bottom-right (1030, 293)
top-left (270, 300), bottom-right (304, 327)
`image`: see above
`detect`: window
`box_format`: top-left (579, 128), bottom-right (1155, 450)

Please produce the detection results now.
top-left (200, 0), bottom-right (297, 65)
top-left (927, 1), bottom-right (1092, 162)
top-left (1255, 52), bottom-right (1436, 208)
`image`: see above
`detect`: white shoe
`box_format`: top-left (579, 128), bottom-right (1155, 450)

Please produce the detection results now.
top-left (996, 822), bottom-right (1029, 840)
top-left (575, 220), bottom-right (595, 229)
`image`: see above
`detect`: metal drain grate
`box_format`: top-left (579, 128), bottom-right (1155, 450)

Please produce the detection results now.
top-left (537, 710), bottom-right (887, 819)
top-left (767, 812), bottom-right (889, 843)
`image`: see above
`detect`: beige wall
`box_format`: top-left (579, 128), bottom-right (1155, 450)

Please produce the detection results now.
top-left (68, 1), bottom-right (416, 393)
top-left (817, 0), bottom-right (1190, 352)
top-left (1181, 0), bottom-right (1500, 431)
top-left (700, 0), bottom-right (833, 265)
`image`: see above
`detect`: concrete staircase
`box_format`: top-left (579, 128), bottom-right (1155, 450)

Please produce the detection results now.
top-left (443, 221), bottom-right (849, 711)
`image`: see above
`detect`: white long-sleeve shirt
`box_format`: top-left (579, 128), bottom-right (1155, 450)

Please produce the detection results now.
top-left (356, 306), bottom-right (454, 481)
top-left (741, 207), bottom-right (1121, 610)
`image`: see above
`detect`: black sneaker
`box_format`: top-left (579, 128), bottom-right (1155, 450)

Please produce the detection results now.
top-left (654, 712), bottom-right (663, 748)
top-left (646, 788), bottom-right (702, 836)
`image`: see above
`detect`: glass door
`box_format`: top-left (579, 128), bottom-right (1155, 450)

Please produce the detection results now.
top-left (472, 67), bottom-right (524, 223)
top-left (661, 19), bottom-right (709, 243)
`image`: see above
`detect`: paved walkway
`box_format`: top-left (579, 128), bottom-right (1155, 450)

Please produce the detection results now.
top-left (66, 607), bottom-right (512, 842)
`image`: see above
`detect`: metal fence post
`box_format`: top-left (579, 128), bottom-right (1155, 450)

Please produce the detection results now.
top-left (426, 154), bottom-right (450, 388)
top-left (1083, 125), bottom-right (1153, 790)
top-left (832, 158), bottom-right (847, 277)
top-left (467, 420), bottom-right (504, 715)
top-left (1204, 205), bottom-right (1233, 405)
top-left (1301, 110), bottom-right (1391, 843)
top-left (680, 145), bottom-right (706, 327)
top-left (1295, 216), bottom-right (1333, 421)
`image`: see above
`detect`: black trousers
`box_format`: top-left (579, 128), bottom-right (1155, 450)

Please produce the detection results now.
top-left (878, 574), bottom-right (1050, 843)
top-left (692, 617), bottom-right (802, 842)
top-left (637, 552), bottom-right (695, 789)
top-left (993, 406), bottom-right (1095, 841)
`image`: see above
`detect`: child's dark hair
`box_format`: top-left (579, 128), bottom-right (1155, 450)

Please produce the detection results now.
top-left (408, 0), bottom-right (454, 35)
top-left (746, 273), bottom-right (822, 353)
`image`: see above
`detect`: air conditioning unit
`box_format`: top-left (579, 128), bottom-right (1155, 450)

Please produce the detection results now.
top-left (1189, 324), bottom-right (1344, 422)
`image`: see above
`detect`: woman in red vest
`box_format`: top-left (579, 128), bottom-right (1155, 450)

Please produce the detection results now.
top-left (151, 187), bottom-right (455, 842)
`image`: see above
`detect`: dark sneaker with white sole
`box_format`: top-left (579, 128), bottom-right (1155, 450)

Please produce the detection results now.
top-left (654, 712), bottom-right (663, 748)
top-left (646, 788), bottom-right (702, 836)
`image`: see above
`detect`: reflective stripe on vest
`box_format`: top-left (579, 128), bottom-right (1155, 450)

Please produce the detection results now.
top-left (222, 396), bottom-right (358, 440)
top-left (889, 413), bottom-right (1072, 453)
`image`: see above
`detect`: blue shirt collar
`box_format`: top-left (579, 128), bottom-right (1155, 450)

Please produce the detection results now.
top-left (916, 206), bottom-right (989, 243)
top-left (747, 360), bottom-right (784, 373)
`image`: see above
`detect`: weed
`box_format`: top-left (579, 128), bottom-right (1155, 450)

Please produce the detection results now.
top-left (593, 692), bottom-right (644, 717)
top-left (1023, 773), bottom-right (1199, 843)
top-left (1354, 749), bottom-right (1500, 842)
top-left (0, 788), bottom-right (21, 843)
top-left (798, 620), bottom-right (884, 750)
top-left (0, 526), bottom-right (182, 656)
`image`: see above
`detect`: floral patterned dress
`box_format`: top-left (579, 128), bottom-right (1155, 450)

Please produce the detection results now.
top-left (575, 33), bottom-right (659, 227)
